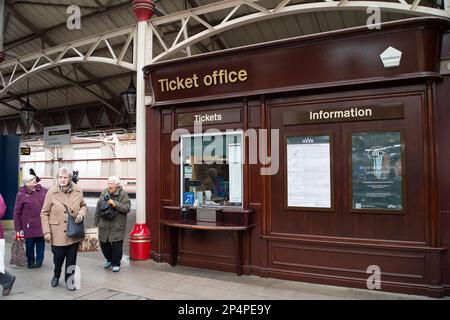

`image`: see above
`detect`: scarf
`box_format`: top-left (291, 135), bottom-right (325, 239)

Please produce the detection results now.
top-left (59, 182), bottom-right (73, 194)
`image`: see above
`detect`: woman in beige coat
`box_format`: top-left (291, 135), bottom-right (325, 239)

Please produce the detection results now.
top-left (41, 167), bottom-right (87, 291)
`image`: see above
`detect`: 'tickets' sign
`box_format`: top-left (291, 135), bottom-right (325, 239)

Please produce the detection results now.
top-left (178, 109), bottom-right (241, 127)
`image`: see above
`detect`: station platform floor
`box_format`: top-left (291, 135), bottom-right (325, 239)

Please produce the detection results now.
top-left (0, 198), bottom-right (444, 300)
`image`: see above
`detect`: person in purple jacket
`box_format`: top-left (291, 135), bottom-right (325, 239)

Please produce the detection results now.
top-left (13, 174), bottom-right (48, 269)
top-left (0, 192), bottom-right (16, 296)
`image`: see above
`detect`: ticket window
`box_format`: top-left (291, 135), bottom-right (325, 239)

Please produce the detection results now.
top-left (180, 131), bottom-right (243, 207)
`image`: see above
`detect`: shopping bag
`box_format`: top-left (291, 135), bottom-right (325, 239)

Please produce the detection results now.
top-left (10, 236), bottom-right (27, 267)
top-left (0, 195), bottom-right (5, 216)
top-left (0, 239), bottom-right (5, 274)
top-left (78, 227), bottom-right (100, 252)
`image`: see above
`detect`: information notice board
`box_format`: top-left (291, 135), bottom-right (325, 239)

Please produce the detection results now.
top-left (351, 131), bottom-right (403, 210)
top-left (287, 135), bottom-right (331, 208)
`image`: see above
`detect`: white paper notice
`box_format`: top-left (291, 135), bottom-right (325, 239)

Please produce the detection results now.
top-left (287, 139), bottom-right (331, 208)
top-left (228, 143), bottom-right (242, 203)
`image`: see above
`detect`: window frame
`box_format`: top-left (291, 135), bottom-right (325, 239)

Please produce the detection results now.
top-left (73, 147), bottom-right (102, 178)
top-left (179, 130), bottom-right (244, 208)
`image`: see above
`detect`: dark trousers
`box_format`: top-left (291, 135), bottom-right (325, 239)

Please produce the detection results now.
top-left (25, 237), bottom-right (45, 266)
top-left (51, 243), bottom-right (79, 282)
top-left (100, 241), bottom-right (123, 267)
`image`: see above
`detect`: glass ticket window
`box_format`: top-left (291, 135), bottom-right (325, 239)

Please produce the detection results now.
top-left (180, 132), bottom-right (243, 207)
top-left (351, 131), bottom-right (404, 211)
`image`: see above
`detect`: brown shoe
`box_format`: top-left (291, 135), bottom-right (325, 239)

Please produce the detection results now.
top-left (2, 275), bottom-right (16, 296)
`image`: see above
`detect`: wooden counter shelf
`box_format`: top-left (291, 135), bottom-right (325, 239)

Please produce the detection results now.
top-left (161, 206), bottom-right (255, 275)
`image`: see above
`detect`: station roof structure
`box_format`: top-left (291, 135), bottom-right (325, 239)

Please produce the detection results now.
top-left (0, 0), bottom-right (448, 138)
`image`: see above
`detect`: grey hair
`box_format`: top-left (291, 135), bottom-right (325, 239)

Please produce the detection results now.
top-left (56, 167), bottom-right (73, 178)
top-left (22, 174), bottom-right (36, 185)
top-left (108, 176), bottom-right (121, 186)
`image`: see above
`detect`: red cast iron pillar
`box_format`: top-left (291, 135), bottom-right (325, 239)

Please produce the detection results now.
top-left (129, 0), bottom-right (154, 260)
top-left (132, 0), bottom-right (155, 22)
top-left (0, 51), bottom-right (5, 63)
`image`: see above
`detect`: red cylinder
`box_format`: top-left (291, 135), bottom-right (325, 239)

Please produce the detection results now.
top-left (132, 0), bottom-right (155, 22)
top-left (0, 51), bottom-right (5, 63)
top-left (129, 223), bottom-right (151, 260)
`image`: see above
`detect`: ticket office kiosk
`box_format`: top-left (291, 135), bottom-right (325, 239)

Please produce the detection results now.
top-left (145, 17), bottom-right (450, 297)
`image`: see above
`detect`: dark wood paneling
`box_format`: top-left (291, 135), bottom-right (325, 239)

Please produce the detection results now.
top-left (146, 106), bottom-right (160, 254)
top-left (442, 211), bottom-right (450, 286)
top-left (156, 101), bottom-right (252, 271)
top-left (436, 78), bottom-right (450, 212)
top-left (179, 229), bottom-right (236, 263)
top-left (440, 31), bottom-right (450, 59)
top-left (424, 81), bottom-right (440, 247)
top-left (421, 29), bottom-right (443, 72)
top-left (146, 18), bottom-right (448, 106)
top-left (161, 134), bottom-right (174, 202)
top-left (249, 162), bottom-right (263, 207)
top-left (162, 113), bottom-right (172, 134)
top-left (436, 76), bottom-right (450, 289)
top-left (269, 242), bottom-right (426, 282)
top-left (266, 241), bottom-right (444, 297)
top-left (147, 18), bottom-right (449, 297)
top-left (269, 92), bottom-right (426, 242)
top-left (249, 104), bottom-right (261, 128)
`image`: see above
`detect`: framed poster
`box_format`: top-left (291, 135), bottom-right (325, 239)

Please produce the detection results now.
top-left (287, 135), bottom-right (331, 208)
top-left (351, 131), bottom-right (403, 211)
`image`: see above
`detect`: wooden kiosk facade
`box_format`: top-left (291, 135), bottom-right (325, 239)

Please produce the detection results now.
top-left (144, 17), bottom-right (450, 297)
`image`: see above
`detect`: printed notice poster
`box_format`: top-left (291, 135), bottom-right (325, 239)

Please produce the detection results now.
top-left (351, 132), bottom-right (403, 210)
top-left (287, 136), bottom-right (331, 208)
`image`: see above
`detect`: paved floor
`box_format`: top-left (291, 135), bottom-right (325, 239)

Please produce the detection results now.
top-left (0, 198), bottom-right (444, 300)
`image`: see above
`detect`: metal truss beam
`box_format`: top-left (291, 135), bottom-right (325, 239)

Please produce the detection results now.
top-left (147, 0), bottom-right (450, 63)
top-left (0, 26), bottom-right (136, 98)
top-left (0, 100), bottom-right (133, 136)
top-left (1, 0), bottom-right (448, 99)
top-left (4, 0), bottom-right (132, 50)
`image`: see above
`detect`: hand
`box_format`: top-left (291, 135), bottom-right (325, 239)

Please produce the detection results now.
top-left (16, 230), bottom-right (24, 240)
top-left (107, 199), bottom-right (115, 208)
top-left (44, 233), bottom-right (51, 243)
top-left (74, 214), bottom-right (84, 223)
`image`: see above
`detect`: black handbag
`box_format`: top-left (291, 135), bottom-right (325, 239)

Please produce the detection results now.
top-left (99, 196), bottom-right (118, 221)
top-left (64, 204), bottom-right (85, 238)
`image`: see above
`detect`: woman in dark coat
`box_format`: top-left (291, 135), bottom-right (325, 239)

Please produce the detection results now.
top-left (13, 174), bottom-right (47, 268)
top-left (95, 176), bottom-right (131, 272)
top-left (0, 192), bottom-right (16, 296)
